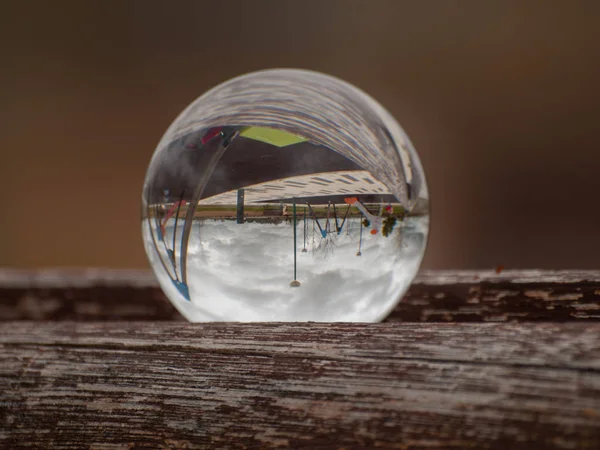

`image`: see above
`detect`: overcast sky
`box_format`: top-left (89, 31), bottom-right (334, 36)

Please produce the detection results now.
top-left (145, 216), bottom-right (428, 322)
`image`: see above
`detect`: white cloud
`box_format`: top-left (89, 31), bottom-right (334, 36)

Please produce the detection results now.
top-left (144, 216), bottom-right (428, 322)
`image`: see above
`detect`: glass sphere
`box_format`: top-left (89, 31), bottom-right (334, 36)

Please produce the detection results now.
top-left (141, 69), bottom-right (429, 322)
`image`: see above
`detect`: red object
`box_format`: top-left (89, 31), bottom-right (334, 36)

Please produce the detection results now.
top-left (202, 127), bottom-right (223, 144)
top-left (344, 197), bottom-right (358, 204)
top-left (161, 201), bottom-right (186, 228)
top-left (370, 229), bottom-right (378, 235)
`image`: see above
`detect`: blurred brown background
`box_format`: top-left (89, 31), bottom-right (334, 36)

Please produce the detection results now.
top-left (1, 0), bottom-right (599, 270)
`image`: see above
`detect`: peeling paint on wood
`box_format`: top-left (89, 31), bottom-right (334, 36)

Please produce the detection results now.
top-left (1, 268), bottom-right (600, 448)
top-left (1, 321), bottom-right (600, 449)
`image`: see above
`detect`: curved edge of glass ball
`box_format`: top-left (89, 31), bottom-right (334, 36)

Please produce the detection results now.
top-left (142, 68), bottom-right (430, 323)
top-left (151, 68), bottom-right (428, 211)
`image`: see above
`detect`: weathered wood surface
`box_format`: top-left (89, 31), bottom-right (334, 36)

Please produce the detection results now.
top-left (1, 269), bottom-right (600, 322)
top-left (1, 321), bottom-right (599, 449)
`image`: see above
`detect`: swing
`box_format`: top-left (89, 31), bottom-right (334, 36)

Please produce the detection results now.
top-left (306, 203), bottom-right (328, 238)
top-left (332, 202), bottom-right (351, 235)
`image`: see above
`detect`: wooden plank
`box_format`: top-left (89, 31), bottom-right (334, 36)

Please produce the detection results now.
top-left (1, 269), bottom-right (600, 322)
top-left (396, 270), bottom-right (600, 323)
top-left (1, 321), bottom-right (599, 449)
top-left (0, 269), bottom-right (182, 321)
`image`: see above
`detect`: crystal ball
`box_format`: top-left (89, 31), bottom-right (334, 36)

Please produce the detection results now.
top-left (141, 69), bottom-right (429, 322)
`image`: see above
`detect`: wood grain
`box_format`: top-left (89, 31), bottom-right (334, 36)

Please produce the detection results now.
top-left (1, 321), bottom-right (599, 449)
top-left (2, 269), bottom-right (600, 322)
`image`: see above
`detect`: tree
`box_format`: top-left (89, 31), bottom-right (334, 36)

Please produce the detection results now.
top-left (381, 217), bottom-right (397, 237)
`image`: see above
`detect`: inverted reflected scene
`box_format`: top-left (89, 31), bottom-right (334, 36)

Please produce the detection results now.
top-left (142, 69), bottom-right (429, 322)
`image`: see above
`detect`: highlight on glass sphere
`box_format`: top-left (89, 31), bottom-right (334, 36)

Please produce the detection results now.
top-left (141, 68), bottom-right (429, 322)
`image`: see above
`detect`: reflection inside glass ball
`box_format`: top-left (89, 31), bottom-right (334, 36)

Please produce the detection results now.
top-left (142, 70), bottom-right (429, 322)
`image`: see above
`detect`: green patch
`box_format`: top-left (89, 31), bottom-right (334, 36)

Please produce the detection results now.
top-left (381, 217), bottom-right (398, 237)
top-left (240, 127), bottom-right (307, 147)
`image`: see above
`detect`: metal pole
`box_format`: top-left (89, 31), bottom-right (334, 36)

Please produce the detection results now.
top-left (181, 130), bottom-right (235, 287)
top-left (290, 199), bottom-right (301, 287)
top-left (357, 216), bottom-right (363, 256)
top-left (302, 206), bottom-right (307, 252)
top-left (293, 200), bottom-right (297, 280)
